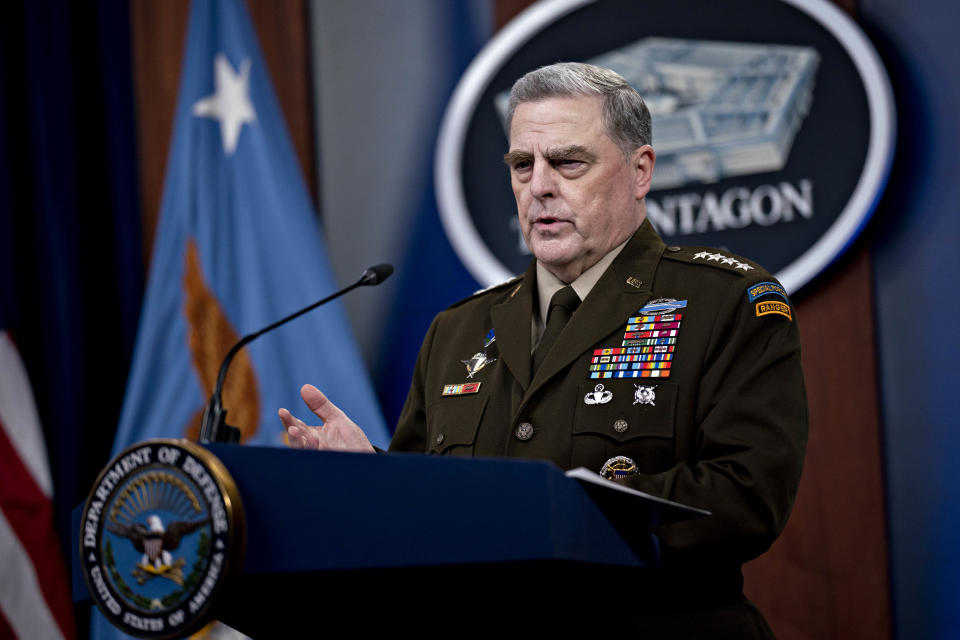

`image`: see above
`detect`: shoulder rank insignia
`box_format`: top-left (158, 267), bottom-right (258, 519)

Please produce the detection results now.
top-left (691, 250), bottom-right (754, 272)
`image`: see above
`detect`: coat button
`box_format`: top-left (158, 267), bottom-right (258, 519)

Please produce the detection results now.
top-left (613, 418), bottom-right (628, 433)
top-left (515, 422), bottom-right (534, 441)
top-left (435, 432), bottom-right (445, 445)
top-left (667, 246), bottom-right (681, 252)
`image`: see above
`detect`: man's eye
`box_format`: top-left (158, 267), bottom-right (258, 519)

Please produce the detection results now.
top-left (513, 160), bottom-right (532, 171)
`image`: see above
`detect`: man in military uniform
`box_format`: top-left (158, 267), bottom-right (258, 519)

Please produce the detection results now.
top-left (280, 63), bottom-right (807, 637)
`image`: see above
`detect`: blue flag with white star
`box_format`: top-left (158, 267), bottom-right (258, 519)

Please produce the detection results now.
top-left (110, 0), bottom-right (389, 454)
top-left (92, 5), bottom-right (389, 635)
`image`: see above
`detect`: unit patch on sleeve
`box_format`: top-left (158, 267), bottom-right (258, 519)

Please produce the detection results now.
top-left (756, 300), bottom-right (793, 321)
top-left (747, 281), bottom-right (789, 303)
top-left (588, 299), bottom-right (687, 379)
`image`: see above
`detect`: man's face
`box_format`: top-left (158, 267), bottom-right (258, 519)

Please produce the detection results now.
top-left (505, 95), bottom-right (654, 283)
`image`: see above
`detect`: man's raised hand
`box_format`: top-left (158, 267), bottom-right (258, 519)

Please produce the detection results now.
top-left (279, 384), bottom-right (375, 453)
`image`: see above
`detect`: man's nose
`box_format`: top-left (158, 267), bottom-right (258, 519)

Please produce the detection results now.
top-left (529, 162), bottom-right (555, 199)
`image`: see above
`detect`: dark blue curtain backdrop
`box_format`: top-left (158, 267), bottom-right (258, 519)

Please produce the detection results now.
top-left (862, 0), bottom-right (960, 637)
top-left (0, 0), bottom-right (143, 588)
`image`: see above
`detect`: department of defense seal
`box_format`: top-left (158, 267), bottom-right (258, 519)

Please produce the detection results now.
top-left (79, 439), bottom-right (244, 639)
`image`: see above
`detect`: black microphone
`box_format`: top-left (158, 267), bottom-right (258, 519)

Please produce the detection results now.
top-left (198, 263), bottom-right (394, 443)
top-left (359, 263), bottom-right (393, 285)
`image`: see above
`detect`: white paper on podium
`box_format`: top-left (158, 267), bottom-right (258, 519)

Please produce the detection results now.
top-left (565, 467), bottom-right (711, 527)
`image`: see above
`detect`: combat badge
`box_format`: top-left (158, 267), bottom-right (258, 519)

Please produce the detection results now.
top-left (637, 298), bottom-right (688, 316)
top-left (79, 439), bottom-right (244, 639)
top-left (600, 456), bottom-right (638, 480)
top-left (462, 351), bottom-right (496, 378)
top-left (633, 385), bottom-right (656, 406)
top-left (583, 383), bottom-right (613, 405)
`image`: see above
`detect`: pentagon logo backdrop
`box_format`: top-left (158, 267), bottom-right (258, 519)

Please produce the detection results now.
top-left (436, 0), bottom-right (895, 293)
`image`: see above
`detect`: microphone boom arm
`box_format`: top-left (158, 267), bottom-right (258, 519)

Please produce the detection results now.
top-left (198, 264), bottom-right (393, 443)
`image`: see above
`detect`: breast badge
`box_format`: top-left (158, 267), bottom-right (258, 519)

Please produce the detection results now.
top-left (460, 329), bottom-right (498, 379)
top-left (462, 351), bottom-right (496, 378)
top-left (583, 383), bottom-right (613, 405)
top-left (600, 455), bottom-right (638, 480)
top-left (638, 297), bottom-right (688, 316)
top-left (633, 384), bottom-right (656, 406)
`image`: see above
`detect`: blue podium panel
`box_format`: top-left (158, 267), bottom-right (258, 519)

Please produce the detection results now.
top-left (72, 444), bottom-right (716, 636)
top-left (204, 445), bottom-right (647, 574)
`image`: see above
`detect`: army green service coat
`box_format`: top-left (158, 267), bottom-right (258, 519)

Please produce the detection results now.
top-left (390, 220), bottom-right (807, 636)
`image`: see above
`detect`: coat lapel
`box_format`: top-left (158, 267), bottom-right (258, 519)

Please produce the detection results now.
top-left (491, 261), bottom-right (536, 391)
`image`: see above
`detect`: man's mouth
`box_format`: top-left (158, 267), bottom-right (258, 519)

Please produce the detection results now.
top-left (533, 216), bottom-right (568, 227)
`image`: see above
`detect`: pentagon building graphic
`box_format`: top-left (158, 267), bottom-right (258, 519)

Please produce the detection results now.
top-left (591, 38), bottom-right (820, 189)
top-left (497, 38), bottom-right (819, 190)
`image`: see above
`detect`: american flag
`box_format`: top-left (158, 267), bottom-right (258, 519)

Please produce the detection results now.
top-left (0, 330), bottom-right (74, 638)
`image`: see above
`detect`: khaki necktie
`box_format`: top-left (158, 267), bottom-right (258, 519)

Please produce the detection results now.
top-left (532, 285), bottom-right (581, 373)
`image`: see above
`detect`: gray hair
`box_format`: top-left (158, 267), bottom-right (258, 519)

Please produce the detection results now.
top-left (506, 62), bottom-right (652, 156)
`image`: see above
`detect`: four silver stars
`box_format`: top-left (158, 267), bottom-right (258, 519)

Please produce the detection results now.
top-left (691, 250), bottom-right (754, 271)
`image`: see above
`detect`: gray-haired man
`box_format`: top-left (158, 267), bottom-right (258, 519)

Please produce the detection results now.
top-left (282, 62), bottom-right (807, 637)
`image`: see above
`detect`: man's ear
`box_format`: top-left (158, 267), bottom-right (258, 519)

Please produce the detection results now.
top-left (632, 145), bottom-right (656, 199)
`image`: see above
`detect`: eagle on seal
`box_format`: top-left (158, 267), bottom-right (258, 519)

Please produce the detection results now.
top-left (108, 515), bottom-right (209, 583)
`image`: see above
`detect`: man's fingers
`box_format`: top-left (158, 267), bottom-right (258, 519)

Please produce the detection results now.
top-left (281, 385), bottom-right (373, 453)
top-left (278, 408), bottom-right (295, 427)
top-left (285, 424), bottom-right (320, 449)
top-left (278, 408), bottom-right (308, 429)
top-left (279, 408), bottom-right (319, 449)
top-left (300, 384), bottom-right (347, 424)
top-left (287, 426), bottom-right (305, 448)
